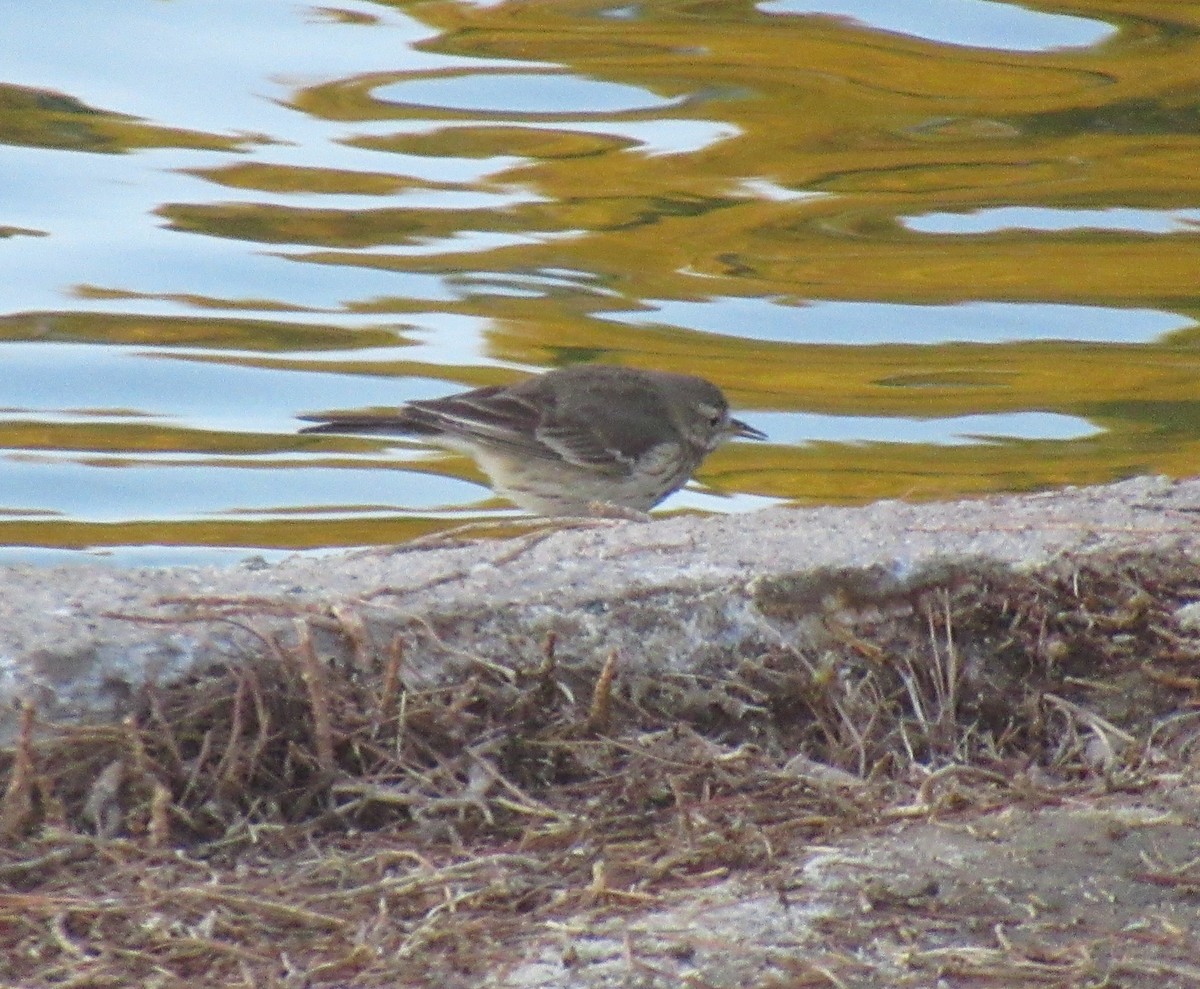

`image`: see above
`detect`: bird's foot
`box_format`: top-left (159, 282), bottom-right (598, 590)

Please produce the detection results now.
top-left (585, 501), bottom-right (652, 522)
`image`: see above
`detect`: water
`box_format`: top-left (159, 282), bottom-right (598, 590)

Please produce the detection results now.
top-left (2, 0), bottom-right (1198, 563)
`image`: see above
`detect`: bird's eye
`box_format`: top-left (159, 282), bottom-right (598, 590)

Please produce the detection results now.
top-left (698, 403), bottom-right (726, 430)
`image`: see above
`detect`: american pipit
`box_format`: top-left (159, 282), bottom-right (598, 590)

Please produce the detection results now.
top-left (300, 364), bottom-right (766, 515)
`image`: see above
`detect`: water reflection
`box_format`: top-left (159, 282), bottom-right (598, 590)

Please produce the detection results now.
top-left (0, 459), bottom-right (480, 522)
top-left (375, 72), bottom-right (684, 115)
top-left (758, 0), bottom-right (1115, 52)
top-left (754, 410), bottom-right (1103, 446)
top-left (905, 206), bottom-right (1200, 235)
top-left (0, 0), bottom-right (1198, 560)
top-left (599, 299), bottom-right (1195, 345)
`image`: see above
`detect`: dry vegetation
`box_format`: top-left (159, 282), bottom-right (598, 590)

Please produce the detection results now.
top-left (2, 551), bottom-right (1199, 987)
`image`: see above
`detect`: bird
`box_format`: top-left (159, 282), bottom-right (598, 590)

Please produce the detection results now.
top-left (299, 364), bottom-right (766, 515)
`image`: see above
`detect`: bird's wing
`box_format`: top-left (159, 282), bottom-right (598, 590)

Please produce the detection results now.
top-left (300, 385), bottom-right (541, 447)
top-left (533, 389), bottom-right (675, 474)
top-left (533, 419), bottom-right (636, 473)
top-left (426, 382), bottom-right (637, 473)
top-left (409, 386), bottom-right (554, 452)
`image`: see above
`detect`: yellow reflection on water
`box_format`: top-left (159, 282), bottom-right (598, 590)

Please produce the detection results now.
top-left (2, 0), bottom-right (1199, 554)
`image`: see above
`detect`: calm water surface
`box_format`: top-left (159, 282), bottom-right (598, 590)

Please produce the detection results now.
top-left (2, 0), bottom-right (1198, 564)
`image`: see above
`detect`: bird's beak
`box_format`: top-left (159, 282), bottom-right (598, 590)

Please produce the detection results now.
top-left (728, 417), bottom-right (767, 441)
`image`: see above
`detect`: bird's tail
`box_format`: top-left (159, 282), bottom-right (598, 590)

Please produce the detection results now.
top-left (298, 413), bottom-right (438, 437)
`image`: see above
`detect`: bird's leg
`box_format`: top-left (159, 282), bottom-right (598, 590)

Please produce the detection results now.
top-left (585, 501), bottom-right (653, 522)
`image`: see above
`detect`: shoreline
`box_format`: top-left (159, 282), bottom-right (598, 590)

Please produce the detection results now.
top-left (3, 474), bottom-right (1197, 739)
top-left (3, 474), bottom-right (1199, 987)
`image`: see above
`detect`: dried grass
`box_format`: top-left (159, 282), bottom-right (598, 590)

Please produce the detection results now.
top-left (1, 551), bottom-right (1198, 987)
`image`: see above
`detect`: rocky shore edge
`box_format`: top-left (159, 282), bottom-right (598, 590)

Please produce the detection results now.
top-left (2, 475), bottom-right (1199, 987)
